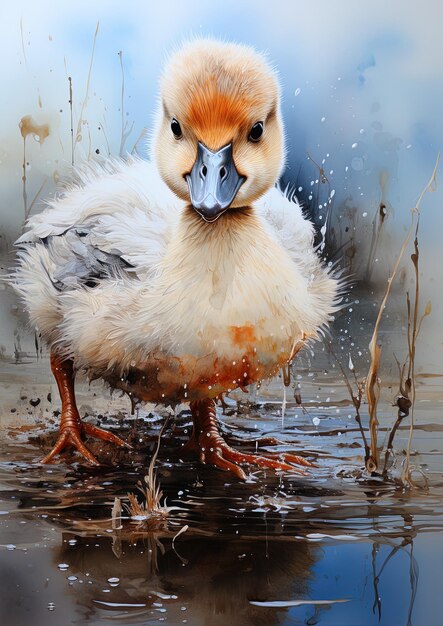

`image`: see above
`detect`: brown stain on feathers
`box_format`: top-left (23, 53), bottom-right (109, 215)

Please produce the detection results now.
top-left (230, 324), bottom-right (257, 346)
top-left (103, 343), bottom-right (296, 405)
top-left (103, 325), bottom-right (304, 405)
top-left (97, 319), bottom-right (305, 405)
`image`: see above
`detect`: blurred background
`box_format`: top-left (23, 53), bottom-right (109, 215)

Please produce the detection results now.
top-left (0, 0), bottom-right (442, 373)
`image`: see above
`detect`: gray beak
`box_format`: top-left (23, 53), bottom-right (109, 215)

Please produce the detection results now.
top-left (185, 142), bottom-right (245, 222)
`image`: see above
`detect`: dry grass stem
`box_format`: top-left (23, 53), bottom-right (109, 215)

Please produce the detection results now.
top-left (131, 126), bottom-right (149, 155)
top-left (382, 355), bottom-right (411, 475)
top-left (366, 193), bottom-right (388, 282)
top-left (328, 343), bottom-right (369, 462)
top-left (25, 178), bottom-right (47, 223)
top-left (118, 50), bottom-right (135, 157)
top-left (73, 22), bottom-right (99, 161)
top-left (125, 416), bottom-right (171, 523)
top-left (365, 154), bottom-right (439, 475)
top-left (111, 496), bottom-right (122, 530)
top-left (365, 218), bottom-right (415, 472)
top-left (401, 236), bottom-right (430, 485)
top-left (68, 76), bottom-right (74, 165)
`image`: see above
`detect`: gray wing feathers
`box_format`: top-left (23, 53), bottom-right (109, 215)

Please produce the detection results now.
top-left (32, 227), bottom-right (134, 291)
top-left (15, 159), bottom-right (180, 292)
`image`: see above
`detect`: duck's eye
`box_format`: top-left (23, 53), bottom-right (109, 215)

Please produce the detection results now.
top-left (248, 121), bottom-right (264, 142)
top-left (171, 118), bottom-right (182, 139)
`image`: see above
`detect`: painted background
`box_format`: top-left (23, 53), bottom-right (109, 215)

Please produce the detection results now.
top-left (0, 0), bottom-right (442, 371)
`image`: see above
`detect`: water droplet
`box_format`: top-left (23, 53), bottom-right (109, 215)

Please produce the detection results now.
top-left (351, 142), bottom-right (358, 149)
top-left (67, 575), bottom-right (78, 582)
top-left (107, 577), bottom-right (120, 587)
top-left (312, 417), bottom-right (320, 426)
top-left (58, 563), bottom-right (69, 571)
top-left (294, 87), bottom-right (301, 97)
top-left (321, 116), bottom-right (326, 122)
top-left (47, 602), bottom-right (55, 611)
top-left (6, 544), bottom-right (16, 551)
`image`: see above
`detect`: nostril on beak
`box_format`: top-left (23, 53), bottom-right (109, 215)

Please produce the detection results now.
top-left (187, 142), bottom-right (245, 218)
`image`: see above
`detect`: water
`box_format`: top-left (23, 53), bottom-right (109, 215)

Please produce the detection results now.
top-left (0, 362), bottom-right (442, 626)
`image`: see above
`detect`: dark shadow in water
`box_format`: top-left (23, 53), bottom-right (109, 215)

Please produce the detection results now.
top-left (53, 532), bottom-right (316, 625)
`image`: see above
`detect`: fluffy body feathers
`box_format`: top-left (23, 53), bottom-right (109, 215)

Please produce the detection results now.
top-left (12, 39), bottom-right (338, 405)
top-left (14, 157), bottom-right (337, 402)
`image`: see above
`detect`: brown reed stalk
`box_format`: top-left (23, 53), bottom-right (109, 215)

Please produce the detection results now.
top-left (365, 155), bottom-right (439, 474)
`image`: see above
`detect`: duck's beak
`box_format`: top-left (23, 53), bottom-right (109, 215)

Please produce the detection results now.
top-left (185, 142), bottom-right (245, 222)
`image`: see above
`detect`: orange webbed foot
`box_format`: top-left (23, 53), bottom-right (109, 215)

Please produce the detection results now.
top-left (41, 421), bottom-right (132, 466)
top-left (186, 399), bottom-right (312, 480)
top-left (44, 353), bottom-right (132, 466)
top-left (203, 444), bottom-right (310, 480)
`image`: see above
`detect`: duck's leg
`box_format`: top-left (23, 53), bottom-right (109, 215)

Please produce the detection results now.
top-left (185, 398), bottom-right (311, 480)
top-left (42, 352), bottom-right (130, 465)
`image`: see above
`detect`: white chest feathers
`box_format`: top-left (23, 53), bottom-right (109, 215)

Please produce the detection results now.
top-left (144, 209), bottom-right (318, 357)
top-left (55, 206), bottom-right (334, 378)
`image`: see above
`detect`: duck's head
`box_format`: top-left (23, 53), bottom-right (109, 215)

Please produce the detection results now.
top-left (153, 39), bottom-right (285, 222)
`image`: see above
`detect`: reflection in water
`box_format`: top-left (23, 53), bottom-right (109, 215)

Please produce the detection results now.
top-left (0, 391), bottom-right (442, 625)
top-left (371, 519), bottom-right (418, 626)
top-left (56, 532), bottom-right (315, 625)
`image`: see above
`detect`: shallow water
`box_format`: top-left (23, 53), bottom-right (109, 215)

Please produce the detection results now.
top-left (0, 359), bottom-right (442, 626)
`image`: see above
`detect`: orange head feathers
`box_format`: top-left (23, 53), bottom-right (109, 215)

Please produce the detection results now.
top-left (153, 39), bottom-right (285, 217)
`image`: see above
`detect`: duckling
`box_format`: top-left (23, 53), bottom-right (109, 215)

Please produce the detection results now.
top-left (12, 39), bottom-right (338, 479)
